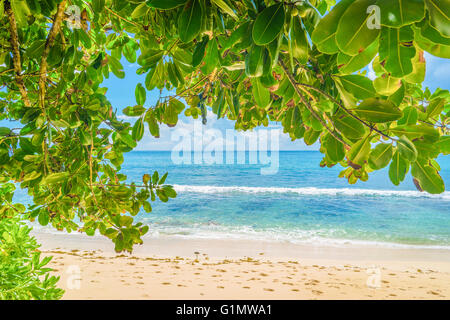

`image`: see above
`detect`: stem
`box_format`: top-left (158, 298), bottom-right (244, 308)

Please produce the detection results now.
top-left (38, 0), bottom-right (67, 114)
top-left (296, 82), bottom-right (398, 141)
top-left (104, 6), bottom-right (141, 28)
top-left (164, 74), bottom-right (211, 105)
top-left (279, 59), bottom-right (349, 148)
top-left (5, 0), bottom-right (31, 107)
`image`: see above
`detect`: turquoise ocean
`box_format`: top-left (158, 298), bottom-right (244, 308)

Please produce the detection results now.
top-left (23, 151), bottom-right (450, 249)
top-left (121, 151), bottom-right (450, 249)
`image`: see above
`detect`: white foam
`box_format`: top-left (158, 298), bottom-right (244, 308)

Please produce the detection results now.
top-left (141, 224), bottom-right (450, 250)
top-left (172, 185), bottom-right (450, 200)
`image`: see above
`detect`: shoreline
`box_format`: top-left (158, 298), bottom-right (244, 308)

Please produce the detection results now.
top-left (33, 231), bottom-right (450, 299)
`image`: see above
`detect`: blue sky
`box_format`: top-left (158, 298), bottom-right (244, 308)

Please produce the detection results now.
top-left (101, 52), bottom-right (450, 151)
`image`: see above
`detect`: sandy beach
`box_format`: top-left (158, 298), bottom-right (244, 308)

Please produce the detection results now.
top-left (32, 231), bottom-right (450, 300)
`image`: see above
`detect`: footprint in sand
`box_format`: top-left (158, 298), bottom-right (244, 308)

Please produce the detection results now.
top-left (427, 290), bottom-right (440, 296)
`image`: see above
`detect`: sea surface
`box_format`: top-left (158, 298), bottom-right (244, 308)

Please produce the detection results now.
top-left (21, 151), bottom-right (450, 249)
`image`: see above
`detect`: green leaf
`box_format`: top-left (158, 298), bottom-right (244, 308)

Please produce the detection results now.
top-left (414, 140), bottom-right (440, 159)
top-left (202, 38), bottom-right (220, 74)
top-left (146, 112), bottom-right (160, 138)
top-left (245, 44), bottom-right (265, 77)
top-left (135, 83), bottom-right (146, 106)
top-left (178, 0), bottom-right (203, 43)
top-left (123, 42), bottom-right (137, 63)
top-left (131, 3), bottom-right (149, 19)
top-left (413, 25), bottom-right (450, 58)
top-left (369, 143), bottom-right (393, 170)
top-left (252, 3), bottom-right (285, 46)
top-left (333, 114), bottom-right (366, 139)
top-left (425, 0), bottom-right (450, 37)
top-left (389, 151), bottom-right (408, 185)
top-left (290, 16), bottom-right (309, 65)
top-left (40, 172), bottom-right (69, 186)
top-left (38, 211), bottom-right (49, 226)
top-left (138, 50), bottom-right (164, 68)
top-left (389, 124), bottom-right (440, 142)
top-left (379, 26), bottom-right (416, 77)
top-left (25, 40), bottom-right (45, 60)
top-left (0, 127), bottom-right (11, 136)
top-left (304, 128), bottom-right (321, 146)
top-left (397, 135), bottom-right (418, 162)
top-left (404, 51), bottom-right (426, 84)
top-left (387, 82), bottom-right (405, 106)
top-left (311, 0), bottom-right (354, 54)
top-left (108, 55), bottom-right (125, 78)
top-left (132, 118), bottom-right (144, 141)
top-left (152, 171), bottom-right (159, 185)
top-left (145, 62), bottom-right (165, 90)
top-left (123, 105), bottom-right (146, 117)
top-left (251, 78), bottom-right (271, 108)
top-left (418, 20), bottom-right (450, 46)
top-left (192, 36), bottom-right (208, 67)
top-left (411, 159), bottom-right (445, 194)
top-left (335, 0), bottom-right (380, 56)
top-left (118, 133), bottom-right (137, 148)
top-left (166, 62), bottom-right (179, 87)
top-left (348, 136), bottom-right (371, 166)
top-left (426, 98), bottom-right (445, 118)
top-left (374, 75), bottom-right (402, 96)
top-left (355, 98), bottom-right (403, 123)
top-left (376, 0), bottom-right (425, 27)
top-left (324, 134), bottom-right (345, 163)
top-left (339, 75), bottom-right (376, 100)
top-left (211, 0), bottom-right (237, 20)
top-left (337, 39), bottom-right (378, 74)
top-left (397, 106), bottom-right (418, 125)
top-left (146, 0), bottom-right (187, 10)
top-left (437, 136), bottom-right (450, 154)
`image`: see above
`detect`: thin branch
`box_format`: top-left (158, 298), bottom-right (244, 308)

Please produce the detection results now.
top-left (164, 74), bottom-right (211, 104)
top-left (296, 82), bottom-right (398, 141)
top-left (0, 68), bottom-right (14, 76)
top-left (104, 6), bottom-right (141, 28)
top-left (279, 59), bottom-right (349, 148)
top-left (38, 0), bottom-right (67, 113)
top-left (5, 0), bottom-right (31, 107)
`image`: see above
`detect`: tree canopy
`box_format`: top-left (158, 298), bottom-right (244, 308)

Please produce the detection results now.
top-left (0, 0), bottom-right (449, 254)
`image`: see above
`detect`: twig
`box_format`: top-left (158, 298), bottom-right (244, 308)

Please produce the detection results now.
top-left (38, 0), bottom-right (67, 113)
top-left (5, 0), bottom-right (31, 107)
top-left (296, 82), bottom-right (397, 141)
top-left (279, 59), bottom-right (349, 147)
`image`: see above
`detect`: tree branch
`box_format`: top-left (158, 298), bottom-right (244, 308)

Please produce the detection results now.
top-left (279, 59), bottom-right (350, 148)
top-left (296, 82), bottom-right (397, 141)
top-left (5, 0), bottom-right (31, 107)
top-left (38, 0), bottom-right (67, 113)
